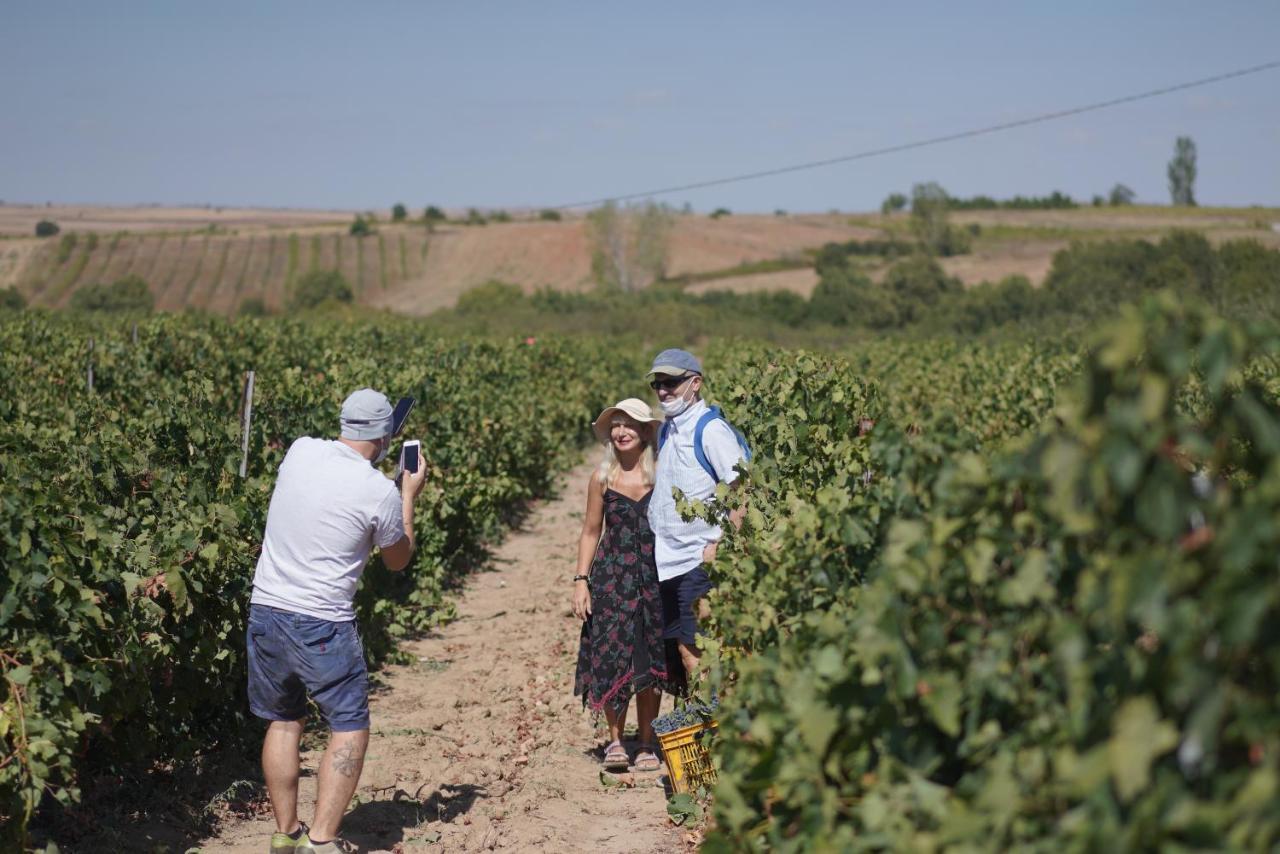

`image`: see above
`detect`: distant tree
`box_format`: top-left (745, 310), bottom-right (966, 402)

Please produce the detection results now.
top-left (538, 209), bottom-right (563, 221)
top-left (465, 208), bottom-right (487, 226)
top-left (587, 200), bottom-right (673, 291)
top-left (909, 182), bottom-right (970, 256)
top-left (349, 215), bottom-right (373, 237)
top-left (1109, 183), bottom-right (1137, 206)
top-left (289, 269), bottom-right (353, 310)
top-left (423, 205), bottom-right (446, 222)
top-left (0, 287), bottom-right (26, 311)
top-left (391, 203), bottom-right (408, 222)
top-left (35, 220), bottom-right (60, 237)
top-left (1168, 136), bottom-right (1197, 206)
top-left (69, 275), bottom-right (154, 313)
top-left (1091, 195), bottom-right (1105, 207)
top-left (681, 202), bottom-right (694, 215)
top-left (709, 208), bottom-right (731, 219)
top-left (880, 192), bottom-right (908, 215)
top-left (909, 182), bottom-right (949, 247)
top-left (774, 209), bottom-right (788, 217)
top-left (490, 210), bottom-right (512, 223)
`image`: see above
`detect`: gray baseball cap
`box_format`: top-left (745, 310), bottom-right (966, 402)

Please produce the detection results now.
top-left (648, 348), bottom-right (702, 379)
top-left (340, 388), bottom-right (393, 440)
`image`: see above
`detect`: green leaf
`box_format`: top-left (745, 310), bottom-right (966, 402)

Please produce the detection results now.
top-left (920, 672), bottom-right (963, 737)
top-left (165, 568), bottom-right (189, 611)
top-left (1108, 698), bottom-right (1179, 802)
top-left (667, 792), bottom-right (702, 825)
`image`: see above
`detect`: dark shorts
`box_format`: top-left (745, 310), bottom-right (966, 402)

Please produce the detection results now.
top-left (246, 604), bottom-right (370, 732)
top-left (660, 566), bottom-right (714, 646)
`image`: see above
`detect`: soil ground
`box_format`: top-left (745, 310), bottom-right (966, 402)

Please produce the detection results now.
top-left (195, 458), bottom-right (685, 854)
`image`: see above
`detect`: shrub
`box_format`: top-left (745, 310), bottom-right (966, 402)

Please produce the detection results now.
top-left (68, 275), bottom-right (154, 313)
top-left (455, 280), bottom-right (524, 314)
top-left (423, 205), bottom-right (446, 222)
top-left (465, 208), bottom-right (487, 226)
top-left (938, 274), bottom-right (1046, 334)
top-left (349, 215), bottom-right (372, 237)
top-left (237, 296), bottom-right (269, 317)
top-left (288, 269), bottom-right (353, 310)
top-left (710, 208), bottom-right (732, 219)
top-left (808, 267), bottom-right (897, 328)
top-left (0, 287), bottom-right (26, 311)
top-left (538, 209), bottom-right (562, 221)
top-left (34, 220), bottom-right (59, 237)
top-left (56, 233), bottom-right (78, 264)
top-left (883, 254), bottom-right (962, 323)
top-left (489, 210), bottom-right (512, 223)
top-left (391, 203), bottom-right (408, 223)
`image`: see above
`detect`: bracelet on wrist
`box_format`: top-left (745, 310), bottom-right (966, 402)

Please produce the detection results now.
top-left (573, 574), bottom-right (589, 582)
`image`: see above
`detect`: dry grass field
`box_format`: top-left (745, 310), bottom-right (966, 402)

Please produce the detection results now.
top-left (3, 202), bottom-right (1277, 313)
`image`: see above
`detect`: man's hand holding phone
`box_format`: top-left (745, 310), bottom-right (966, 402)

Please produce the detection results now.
top-left (399, 440), bottom-right (427, 498)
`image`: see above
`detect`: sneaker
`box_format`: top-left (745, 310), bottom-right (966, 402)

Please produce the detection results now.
top-left (269, 822), bottom-right (308, 854)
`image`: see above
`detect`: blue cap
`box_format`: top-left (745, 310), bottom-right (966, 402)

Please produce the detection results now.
top-left (648, 348), bottom-right (702, 378)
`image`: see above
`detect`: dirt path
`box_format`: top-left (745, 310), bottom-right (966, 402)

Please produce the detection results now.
top-left (198, 459), bottom-right (684, 853)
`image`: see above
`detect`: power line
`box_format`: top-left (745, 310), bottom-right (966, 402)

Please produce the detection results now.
top-left (554, 59), bottom-right (1280, 210)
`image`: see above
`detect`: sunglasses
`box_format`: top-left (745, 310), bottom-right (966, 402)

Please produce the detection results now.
top-left (649, 374), bottom-right (691, 391)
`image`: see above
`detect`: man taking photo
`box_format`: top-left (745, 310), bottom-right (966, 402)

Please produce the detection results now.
top-left (247, 388), bottom-right (426, 854)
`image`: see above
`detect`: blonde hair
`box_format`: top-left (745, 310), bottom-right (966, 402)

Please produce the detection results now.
top-left (597, 418), bottom-right (656, 493)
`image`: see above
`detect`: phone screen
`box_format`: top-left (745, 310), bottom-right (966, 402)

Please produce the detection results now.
top-left (392, 397), bottom-right (416, 437)
top-left (403, 443), bottom-right (419, 473)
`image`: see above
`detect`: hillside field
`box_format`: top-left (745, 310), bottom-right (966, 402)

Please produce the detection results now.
top-left (2, 202), bottom-right (1278, 315)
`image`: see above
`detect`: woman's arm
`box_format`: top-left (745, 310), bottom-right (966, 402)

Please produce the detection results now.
top-left (572, 470), bottom-right (606, 620)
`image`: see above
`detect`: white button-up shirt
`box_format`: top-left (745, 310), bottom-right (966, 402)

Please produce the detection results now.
top-left (648, 399), bottom-right (746, 582)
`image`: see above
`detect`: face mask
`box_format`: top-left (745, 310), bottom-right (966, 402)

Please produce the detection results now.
top-left (660, 385), bottom-right (694, 418)
top-left (373, 437), bottom-right (390, 465)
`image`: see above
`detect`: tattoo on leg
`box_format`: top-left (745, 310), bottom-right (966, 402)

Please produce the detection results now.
top-left (331, 743), bottom-right (361, 778)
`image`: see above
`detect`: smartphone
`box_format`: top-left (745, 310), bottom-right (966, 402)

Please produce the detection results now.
top-left (400, 440), bottom-right (420, 475)
top-left (392, 397), bottom-right (416, 438)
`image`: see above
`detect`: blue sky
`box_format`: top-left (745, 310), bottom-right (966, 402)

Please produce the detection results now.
top-left (2, 2), bottom-right (1277, 212)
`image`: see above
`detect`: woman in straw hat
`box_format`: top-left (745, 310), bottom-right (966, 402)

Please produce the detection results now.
top-left (572, 398), bottom-right (669, 772)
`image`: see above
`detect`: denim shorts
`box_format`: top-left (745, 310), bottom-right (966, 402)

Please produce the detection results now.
top-left (246, 604), bottom-right (370, 732)
top-left (660, 566), bottom-right (714, 646)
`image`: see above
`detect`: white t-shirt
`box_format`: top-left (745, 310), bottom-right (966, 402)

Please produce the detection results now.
top-left (251, 437), bottom-right (404, 621)
top-left (648, 399), bottom-right (746, 582)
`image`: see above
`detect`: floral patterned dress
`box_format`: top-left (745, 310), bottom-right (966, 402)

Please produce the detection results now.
top-left (574, 487), bottom-right (669, 714)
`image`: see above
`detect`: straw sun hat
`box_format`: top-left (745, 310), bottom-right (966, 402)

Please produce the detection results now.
top-left (591, 398), bottom-right (661, 444)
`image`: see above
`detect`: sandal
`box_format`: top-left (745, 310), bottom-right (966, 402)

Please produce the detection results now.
top-left (633, 745), bottom-right (662, 772)
top-left (603, 740), bottom-right (630, 770)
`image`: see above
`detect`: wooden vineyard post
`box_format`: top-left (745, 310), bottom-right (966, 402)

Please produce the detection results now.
top-left (239, 370), bottom-right (255, 478)
top-left (131, 322), bottom-right (138, 345)
top-left (86, 337), bottom-right (94, 393)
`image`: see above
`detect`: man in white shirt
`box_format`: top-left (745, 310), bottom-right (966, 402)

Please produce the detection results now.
top-left (646, 349), bottom-right (747, 682)
top-left (247, 388), bottom-right (426, 854)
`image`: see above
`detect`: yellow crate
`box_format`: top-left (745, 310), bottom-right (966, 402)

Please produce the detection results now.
top-left (657, 720), bottom-right (718, 794)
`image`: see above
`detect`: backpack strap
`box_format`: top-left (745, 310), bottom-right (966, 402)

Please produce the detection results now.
top-left (658, 419), bottom-right (673, 452)
top-left (692, 407), bottom-right (724, 482)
